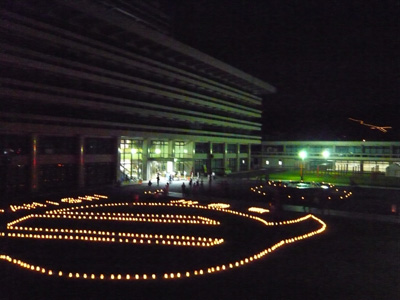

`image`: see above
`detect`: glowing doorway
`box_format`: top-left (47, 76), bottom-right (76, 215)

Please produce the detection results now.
top-left (119, 139), bottom-right (142, 183)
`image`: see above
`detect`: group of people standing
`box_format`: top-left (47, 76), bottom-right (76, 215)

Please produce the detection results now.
top-left (146, 172), bottom-right (217, 198)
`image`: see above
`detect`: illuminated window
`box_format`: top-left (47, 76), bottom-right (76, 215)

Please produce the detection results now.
top-left (286, 145), bottom-right (300, 154)
top-left (150, 141), bottom-right (168, 158)
top-left (120, 139), bottom-right (143, 181)
top-left (174, 141), bottom-right (193, 158)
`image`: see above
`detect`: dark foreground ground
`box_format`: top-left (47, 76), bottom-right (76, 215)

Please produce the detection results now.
top-left (1, 181), bottom-right (400, 300)
top-left (1, 214), bottom-right (399, 299)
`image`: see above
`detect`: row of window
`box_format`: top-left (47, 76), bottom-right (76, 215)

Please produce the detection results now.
top-left (0, 135), bottom-right (116, 156)
top-left (5, 20), bottom-right (259, 122)
top-left (0, 158), bottom-right (245, 193)
top-left (264, 145), bottom-right (396, 155)
top-left (192, 158), bottom-right (245, 174)
top-left (0, 135), bottom-right (252, 158)
top-left (0, 162), bottom-right (115, 195)
top-left (196, 143), bottom-right (249, 154)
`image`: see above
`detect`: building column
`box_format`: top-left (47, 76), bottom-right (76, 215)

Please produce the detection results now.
top-left (169, 139), bottom-right (175, 178)
top-left (77, 135), bottom-right (85, 188)
top-left (247, 145), bottom-right (251, 171)
top-left (208, 142), bottom-right (213, 176)
top-left (30, 134), bottom-right (38, 193)
top-left (236, 143), bottom-right (240, 172)
top-left (223, 143), bottom-right (227, 173)
top-left (115, 136), bottom-right (121, 185)
top-left (169, 139), bottom-right (174, 158)
top-left (142, 139), bottom-right (148, 181)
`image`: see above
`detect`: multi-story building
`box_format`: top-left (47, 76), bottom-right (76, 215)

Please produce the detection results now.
top-left (0, 1), bottom-right (276, 196)
top-left (253, 141), bottom-right (400, 174)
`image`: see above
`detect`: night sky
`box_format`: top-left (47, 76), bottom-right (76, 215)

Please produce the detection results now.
top-left (165, 0), bottom-right (399, 141)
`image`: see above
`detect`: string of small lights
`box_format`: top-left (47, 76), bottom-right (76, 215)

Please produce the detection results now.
top-left (170, 199), bottom-right (198, 205)
top-left (60, 194), bottom-right (107, 204)
top-left (144, 189), bottom-right (164, 195)
top-left (6, 201), bottom-right (309, 228)
top-left (15, 212), bottom-right (219, 225)
top-left (7, 194), bottom-right (108, 213)
top-left (6, 201), bottom-right (222, 248)
top-left (1, 199), bottom-right (327, 281)
top-left (248, 207), bottom-right (270, 214)
top-left (6, 227), bottom-right (223, 247)
top-left (10, 202), bottom-right (47, 212)
top-left (250, 180), bottom-right (353, 201)
top-left (0, 213), bottom-right (326, 280)
top-left (208, 203), bottom-right (230, 209)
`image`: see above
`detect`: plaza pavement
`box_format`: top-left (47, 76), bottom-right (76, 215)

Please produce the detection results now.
top-left (115, 176), bottom-right (400, 224)
top-left (1, 176), bottom-right (400, 299)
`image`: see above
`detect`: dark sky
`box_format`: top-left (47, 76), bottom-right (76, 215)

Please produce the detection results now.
top-left (165, 0), bottom-right (399, 141)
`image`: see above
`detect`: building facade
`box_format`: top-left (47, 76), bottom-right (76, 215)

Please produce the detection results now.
top-left (0, 1), bottom-right (276, 196)
top-left (253, 141), bottom-right (400, 174)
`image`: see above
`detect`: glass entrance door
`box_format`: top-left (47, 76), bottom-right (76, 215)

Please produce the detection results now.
top-left (119, 139), bottom-right (143, 183)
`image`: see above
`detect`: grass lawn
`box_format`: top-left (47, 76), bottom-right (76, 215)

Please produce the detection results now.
top-left (266, 169), bottom-right (400, 188)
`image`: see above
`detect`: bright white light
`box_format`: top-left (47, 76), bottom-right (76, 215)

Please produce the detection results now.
top-left (266, 160), bottom-right (269, 165)
top-left (131, 148), bottom-right (137, 154)
top-left (155, 149), bottom-right (161, 154)
top-left (322, 150), bottom-right (330, 159)
top-left (299, 150), bottom-right (307, 160)
top-left (278, 160), bottom-right (282, 166)
top-left (167, 161), bottom-right (173, 173)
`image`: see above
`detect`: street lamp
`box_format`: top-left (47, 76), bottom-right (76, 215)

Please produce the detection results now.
top-left (322, 150), bottom-right (330, 174)
top-left (322, 150), bottom-right (330, 159)
top-left (298, 150), bottom-right (307, 181)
